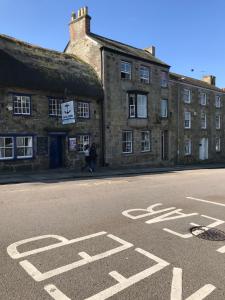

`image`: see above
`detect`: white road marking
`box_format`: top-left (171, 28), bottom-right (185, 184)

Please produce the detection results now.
top-left (7, 232), bottom-right (106, 259)
top-left (19, 234), bottom-right (133, 281)
top-left (44, 284), bottom-right (71, 300)
top-left (164, 215), bottom-right (225, 239)
top-left (171, 267), bottom-right (216, 300)
top-left (84, 248), bottom-right (169, 300)
top-left (186, 196), bottom-right (225, 207)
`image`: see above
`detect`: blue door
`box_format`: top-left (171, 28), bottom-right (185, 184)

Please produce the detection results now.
top-left (49, 136), bottom-right (63, 168)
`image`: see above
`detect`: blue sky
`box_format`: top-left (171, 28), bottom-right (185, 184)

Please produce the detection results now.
top-left (1, 0), bottom-right (225, 87)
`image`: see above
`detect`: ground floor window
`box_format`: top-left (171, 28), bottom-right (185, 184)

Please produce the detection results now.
top-left (77, 135), bottom-right (90, 152)
top-left (122, 131), bottom-right (133, 153)
top-left (215, 137), bottom-right (221, 152)
top-left (184, 139), bottom-right (191, 155)
top-left (0, 136), bottom-right (33, 160)
top-left (141, 131), bottom-right (151, 152)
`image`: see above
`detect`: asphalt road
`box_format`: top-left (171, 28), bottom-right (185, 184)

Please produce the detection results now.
top-left (1, 168), bottom-right (225, 300)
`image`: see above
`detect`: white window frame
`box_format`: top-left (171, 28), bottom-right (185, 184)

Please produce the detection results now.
top-left (216, 114), bottom-right (221, 129)
top-left (183, 89), bottom-right (191, 104)
top-left (184, 112), bottom-right (191, 129)
top-left (77, 135), bottom-right (90, 152)
top-left (140, 66), bottom-right (150, 84)
top-left (0, 137), bottom-right (14, 160)
top-left (215, 95), bottom-right (221, 108)
top-left (141, 131), bottom-right (151, 152)
top-left (129, 94), bottom-right (147, 118)
top-left (16, 136), bottom-right (33, 159)
top-left (121, 61), bottom-right (131, 80)
top-left (200, 92), bottom-right (207, 106)
top-left (215, 137), bottom-right (221, 152)
top-left (160, 99), bottom-right (168, 118)
top-left (122, 131), bottom-right (133, 154)
top-left (161, 71), bottom-right (168, 87)
top-left (201, 112), bottom-right (207, 129)
top-left (49, 99), bottom-right (63, 116)
top-left (184, 139), bottom-right (191, 155)
top-left (13, 95), bottom-right (31, 115)
top-left (77, 102), bottom-right (90, 118)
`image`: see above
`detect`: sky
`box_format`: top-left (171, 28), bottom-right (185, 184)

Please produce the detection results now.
top-left (0, 0), bottom-right (225, 87)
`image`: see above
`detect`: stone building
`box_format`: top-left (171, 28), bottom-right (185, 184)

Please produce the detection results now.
top-left (66, 7), bottom-right (173, 167)
top-left (169, 73), bottom-right (225, 164)
top-left (0, 34), bottom-right (103, 171)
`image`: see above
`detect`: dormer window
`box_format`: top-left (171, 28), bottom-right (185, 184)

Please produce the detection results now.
top-left (121, 61), bottom-right (131, 80)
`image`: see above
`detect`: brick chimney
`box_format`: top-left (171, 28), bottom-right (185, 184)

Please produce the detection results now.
top-left (69, 6), bottom-right (91, 41)
top-left (202, 75), bottom-right (216, 86)
top-left (144, 46), bottom-right (156, 56)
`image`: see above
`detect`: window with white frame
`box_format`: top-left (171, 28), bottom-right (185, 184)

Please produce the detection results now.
top-left (141, 131), bottom-right (151, 152)
top-left (121, 61), bottom-right (131, 79)
top-left (184, 139), bottom-right (191, 155)
top-left (122, 131), bottom-right (132, 153)
top-left (140, 66), bottom-right (150, 84)
top-left (77, 135), bottom-right (90, 152)
top-left (184, 112), bottom-right (191, 128)
top-left (0, 137), bottom-right (14, 159)
top-left (13, 95), bottom-right (31, 115)
top-left (216, 113), bottom-right (221, 129)
top-left (160, 99), bottom-right (168, 118)
top-left (183, 88), bottom-right (191, 103)
top-left (200, 92), bottom-right (207, 106)
top-left (49, 99), bottom-right (63, 116)
top-left (201, 112), bottom-right (207, 129)
top-left (77, 102), bottom-right (90, 118)
top-left (215, 137), bottom-right (221, 152)
top-left (215, 95), bottom-right (221, 108)
top-left (161, 71), bottom-right (168, 87)
top-left (128, 93), bottom-right (147, 118)
top-left (16, 136), bottom-right (33, 158)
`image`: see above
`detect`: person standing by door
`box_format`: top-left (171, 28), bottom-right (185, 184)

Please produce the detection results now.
top-left (90, 143), bottom-right (97, 172)
top-left (82, 144), bottom-right (92, 172)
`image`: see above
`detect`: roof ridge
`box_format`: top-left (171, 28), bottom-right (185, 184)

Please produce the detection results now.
top-left (0, 33), bottom-right (72, 58)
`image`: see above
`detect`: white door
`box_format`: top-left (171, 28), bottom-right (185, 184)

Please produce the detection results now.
top-left (199, 138), bottom-right (208, 160)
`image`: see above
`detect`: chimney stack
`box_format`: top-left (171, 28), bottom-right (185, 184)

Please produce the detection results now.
top-left (202, 75), bottom-right (216, 86)
top-left (144, 46), bottom-right (156, 57)
top-left (69, 6), bottom-right (91, 42)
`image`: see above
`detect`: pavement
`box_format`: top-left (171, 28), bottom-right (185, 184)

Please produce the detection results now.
top-left (1, 162), bottom-right (225, 185)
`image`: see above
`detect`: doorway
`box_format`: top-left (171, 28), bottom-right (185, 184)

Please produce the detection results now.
top-left (199, 138), bottom-right (208, 160)
top-left (161, 130), bottom-right (169, 160)
top-left (49, 135), bottom-right (64, 168)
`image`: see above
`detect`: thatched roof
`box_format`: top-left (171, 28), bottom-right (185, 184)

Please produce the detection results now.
top-left (0, 34), bottom-right (103, 99)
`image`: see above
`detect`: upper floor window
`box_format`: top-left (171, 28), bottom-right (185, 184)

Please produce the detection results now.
top-left (201, 112), bottom-right (207, 129)
top-left (128, 93), bottom-right (147, 118)
top-left (77, 102), bottom-right (90, 118)
top-left (216, 113), bottom-right (221, 129)
top-left (0, 137), bottom-right (13, 160)
top-left (200, 92), bottom-right (207, 106)
top-left (184, 112), bottom-right (191, 129)
top-left (140, 66), bottom-right (150, 84)
top-left (161, 71), bottom-right (168, 87)
top-left (141, 131), bottom-right (151, 152)
top-left (184, 139), bottom-right (191, 155)
top-left (122, 131), bottom-right (133, 153)
top-left (183, 88), bottom-right (191, 103)
top-left (121, 61), bottom-right (131, 80)
top-left (13, 95), bottom-right (31, 115)
top-left (49, 98), bottom-right (63, 116)
top-left (160, 99), bottom-right (168, 118)
top-left (77, 135), bottom-right (90, 152)
top-left (215, 95), bottom-right (221, 108)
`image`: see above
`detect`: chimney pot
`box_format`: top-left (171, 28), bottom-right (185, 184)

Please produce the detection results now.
top-left (69, 6), bottom-right (91, 42)
top-left (202, 75), bottom-right (216, 86)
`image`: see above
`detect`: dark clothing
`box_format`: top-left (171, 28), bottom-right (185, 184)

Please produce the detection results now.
top-left (90, 146), bottom-right (97, 171)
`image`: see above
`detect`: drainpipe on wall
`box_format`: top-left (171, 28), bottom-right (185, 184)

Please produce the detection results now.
top-left (177, 84), bottom-right (180, 164)
top-left (100, 47), bottom-right (105, 167)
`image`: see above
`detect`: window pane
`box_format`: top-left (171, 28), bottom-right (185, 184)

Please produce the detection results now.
top-left (137, 95), bottom-right (147, 118)
top-left (160, 100), bottom-right (168, 117)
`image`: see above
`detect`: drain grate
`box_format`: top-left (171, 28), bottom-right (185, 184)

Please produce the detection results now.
top-left (190, 226), bottom-right (225, 241)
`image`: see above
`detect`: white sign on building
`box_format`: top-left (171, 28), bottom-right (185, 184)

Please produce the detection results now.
top-left (61, 101), bottom-right (75, 125)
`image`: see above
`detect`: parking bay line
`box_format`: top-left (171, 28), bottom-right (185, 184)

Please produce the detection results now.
top-left (186, 196), bottom-right (225, 207)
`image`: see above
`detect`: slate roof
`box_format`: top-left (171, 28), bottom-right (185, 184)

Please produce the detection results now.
top-left (88, 33), bottom-right (170, 67)
top-left (0, 34), bottom-right (103, 99)
top-left (170, 72), bottom-right (224, 93)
